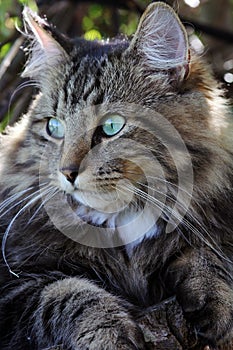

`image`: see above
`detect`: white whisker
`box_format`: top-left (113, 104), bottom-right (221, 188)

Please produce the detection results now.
top-left (9, 80), bottom-right (39, 108)
top-left (1, 183), bottom-right (54, 277)
top-left (0, 183), bottom-right (50, 218)
top-left (7, 80), bottom-right (40, 122)
top-left (27, 187), bottom-right (59, 225)
top-left (0, 187), bottom-right (34, 213)
top-left (137, 181), bottom-right (230, 261)
top-left (145, 174), bottom-right (205, 214)
top-left (121, 182), bottom-right (231, 263)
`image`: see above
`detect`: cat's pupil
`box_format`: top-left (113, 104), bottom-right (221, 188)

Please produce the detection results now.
top-left (47, 118), bottom-right (65, 139)
top-left (102, 115), bottom-right (125, 137)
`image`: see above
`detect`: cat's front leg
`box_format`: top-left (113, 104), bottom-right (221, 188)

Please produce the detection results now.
top-left (32, 277), bottom-right (146, 350)
top-left (166, 247), bottom-right (233, 346)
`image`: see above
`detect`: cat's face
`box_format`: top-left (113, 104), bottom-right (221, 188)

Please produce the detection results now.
top-left (33, 84), bottom-right (182, 242)
top-left (26, 31), bottom-right (192, 246)
top-left (5, 3), bottom-right (228, 247)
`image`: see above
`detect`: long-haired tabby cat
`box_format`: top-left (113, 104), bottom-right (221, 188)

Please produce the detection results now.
top-left (0, 2), bottom-right (233, 349)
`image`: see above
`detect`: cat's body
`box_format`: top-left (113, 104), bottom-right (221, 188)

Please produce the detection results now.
top-left (0, 2), bottom-right (233, 349)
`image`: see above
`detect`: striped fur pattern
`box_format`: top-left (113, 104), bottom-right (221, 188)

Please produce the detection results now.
top-left (0, 2), bottom-right (233, 349)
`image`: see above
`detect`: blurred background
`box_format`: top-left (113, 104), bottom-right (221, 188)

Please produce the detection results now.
top-left (0, 0), bottom-right (233, 130)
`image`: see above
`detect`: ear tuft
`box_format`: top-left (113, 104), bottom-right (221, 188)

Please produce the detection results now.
top-left (22, 7), bottom-right (68, 79)
top-left (129, 2), bottom-right (189, 80)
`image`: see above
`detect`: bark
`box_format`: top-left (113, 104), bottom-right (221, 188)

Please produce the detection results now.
top-left (137, 297), bottom-right (233, 350)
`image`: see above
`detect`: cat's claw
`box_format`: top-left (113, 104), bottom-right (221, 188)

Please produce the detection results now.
top-left (74, 323), bottom-right (146, 350)
top-left (177, 283), bottom-right (233, 344)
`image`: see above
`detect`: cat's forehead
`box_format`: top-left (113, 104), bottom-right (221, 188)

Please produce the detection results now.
top-left (48, 45), bottom-right (170, 127)
top-left (71, 37), bottom-right (129, 59)
top-left (53, 41), bottom-right (132, 115)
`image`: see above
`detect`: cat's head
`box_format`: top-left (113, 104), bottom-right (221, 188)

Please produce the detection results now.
top-left (19, 2), bottom-right (230, 247)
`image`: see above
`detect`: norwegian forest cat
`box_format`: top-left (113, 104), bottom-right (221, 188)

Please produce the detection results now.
top-left (0, 2), bottom-right (233, 349)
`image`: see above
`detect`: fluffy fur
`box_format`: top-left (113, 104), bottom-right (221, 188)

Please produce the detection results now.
top-left (0, 2), bottom-right (233, 349)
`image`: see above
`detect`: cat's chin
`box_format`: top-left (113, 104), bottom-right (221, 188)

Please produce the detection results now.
top-left (63, 189), bottom-right (128, 227)
top-left (65, 191), bottom-right (161, 248)
top-left (70, 188), bottom-right (131, 214)
top-left (74, 204), bottom-right (120, 228)
top-left (58, 172), bottom-right (133, 213)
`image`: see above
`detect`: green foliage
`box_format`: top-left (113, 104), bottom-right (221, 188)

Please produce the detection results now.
top-left (0, 0), bottom-right (15, 39)
top-left (81, 3), bottom-right (141, 39)
top-left (88, 4), bottom-right (103, 19)
top-left (119, 10), bottom-right (138, 36)
top-left (0, 117), bottom-right (9, 133)
top-left (0, 0), bottom-right (37, 36)
top-left (0, 0), bottom-right (37, 61)
top-left (0, 42), bottom-right (11, 60)
top-left (17, 0), bottom-right (37, 10)
top-left (84, 29), bottom-right (102, 41)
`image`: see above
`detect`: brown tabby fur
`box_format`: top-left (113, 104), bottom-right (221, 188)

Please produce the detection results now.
top-left (0, 2), bottom-right (233, 349)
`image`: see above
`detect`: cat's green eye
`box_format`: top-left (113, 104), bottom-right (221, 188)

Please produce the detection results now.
top-left (102, 115), bottom-right (125, 137)
top-left (46, 118), bottom-right (65, 139)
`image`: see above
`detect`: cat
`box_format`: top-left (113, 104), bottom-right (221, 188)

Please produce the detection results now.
top-left (0, 1), bottom-right (233, 349)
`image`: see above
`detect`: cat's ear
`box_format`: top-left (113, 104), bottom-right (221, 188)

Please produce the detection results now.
top-left (22, 7), bottom-right (69, 79)
top-left (128, 2), bottom-right (189, 81)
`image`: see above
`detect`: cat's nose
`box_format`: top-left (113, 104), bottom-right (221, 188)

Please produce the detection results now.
top-left (61, 167), bottom-right (79, 184)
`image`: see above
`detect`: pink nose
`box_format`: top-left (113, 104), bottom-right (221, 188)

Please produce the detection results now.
top-left (60, 168), bottom-right (79, 184)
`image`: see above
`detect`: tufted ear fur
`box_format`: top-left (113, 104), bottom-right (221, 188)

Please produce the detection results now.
top-left (129, 2), bottom-right (190, 81)
top-left (22, 7), bottom-right (69, 79)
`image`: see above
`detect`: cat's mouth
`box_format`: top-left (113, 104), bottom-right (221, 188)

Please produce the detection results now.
top-left (71, 188), bottom-right (130, 213)
top-left (58, 172), bottom-right (135, 215)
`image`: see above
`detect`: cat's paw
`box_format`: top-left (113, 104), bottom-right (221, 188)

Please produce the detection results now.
top-left (74, 311), bottom-right (146, 349)
top-left (176, 281), bottom-right (233, 345)
top-left (35, 278), bottom-right (146, 350)
top-left (68, 290), bottom-right (146, 349)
